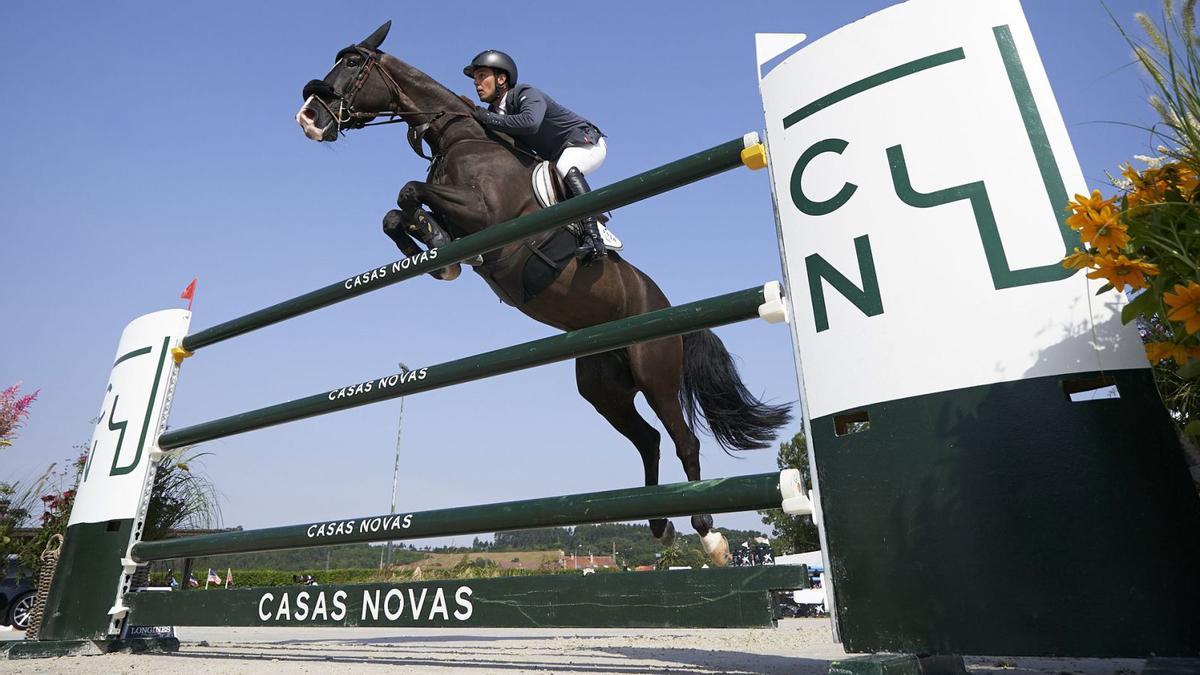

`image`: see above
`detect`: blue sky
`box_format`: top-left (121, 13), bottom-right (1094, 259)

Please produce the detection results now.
top-left (0, 1), bottom-right (1163, 545)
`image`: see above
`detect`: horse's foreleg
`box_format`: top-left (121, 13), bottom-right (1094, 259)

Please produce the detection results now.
top-left (382, 209), bottom-right (460, 281)
top-left (396, 181), bottom-right (491, 268)
top-left (382, 210), bottom-right (423, 257)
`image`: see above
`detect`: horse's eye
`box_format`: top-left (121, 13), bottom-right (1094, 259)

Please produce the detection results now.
top-left (348, 56), bottom-right (361, 67)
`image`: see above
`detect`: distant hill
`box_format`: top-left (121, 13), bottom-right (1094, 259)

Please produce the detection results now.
top-left (396, 550), bottom-right (565, 571)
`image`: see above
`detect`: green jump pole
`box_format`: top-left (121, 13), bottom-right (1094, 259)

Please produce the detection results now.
top-left (158, 283), bottom-right (776, 450)
top-left (180, 135), bottom-right (761, 353)
top-left (132, 471), bottom-right (794, 562)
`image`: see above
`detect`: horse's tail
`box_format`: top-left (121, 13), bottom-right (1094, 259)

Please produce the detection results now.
top-left (679, 330), bottom-right (792, 453)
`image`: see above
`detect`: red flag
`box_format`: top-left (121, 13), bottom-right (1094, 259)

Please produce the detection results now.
top-left (180, 278), bottom-right (197, 311)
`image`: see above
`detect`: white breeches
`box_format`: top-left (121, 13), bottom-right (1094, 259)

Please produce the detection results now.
top-left (555, 137), bottom-right (607, 178)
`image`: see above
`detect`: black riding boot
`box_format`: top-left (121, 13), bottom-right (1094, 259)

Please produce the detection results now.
top-left (562, 167), bottom-right (606, 262)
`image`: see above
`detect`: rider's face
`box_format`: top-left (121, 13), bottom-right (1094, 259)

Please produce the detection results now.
top-left (473, 68), bottom-right (506, 104)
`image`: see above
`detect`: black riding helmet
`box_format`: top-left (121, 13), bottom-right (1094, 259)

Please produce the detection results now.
top-left (463, 50), bottom-right (518, 85)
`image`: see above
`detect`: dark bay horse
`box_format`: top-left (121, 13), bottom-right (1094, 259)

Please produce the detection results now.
top-left (295, 22), bottom-right (790, 565)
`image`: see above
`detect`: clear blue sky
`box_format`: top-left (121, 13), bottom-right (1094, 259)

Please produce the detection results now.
top-left (0, 1), bottom-right (1162, 545)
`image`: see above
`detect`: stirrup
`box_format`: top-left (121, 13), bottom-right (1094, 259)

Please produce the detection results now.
top-left (577, 238), bottom-right (607, 262)
top-left (597, 224), bottom-right (623, 251)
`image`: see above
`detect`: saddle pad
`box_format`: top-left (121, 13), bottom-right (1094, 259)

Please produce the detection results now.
top-left (531, 161), bottom-right (561, 209)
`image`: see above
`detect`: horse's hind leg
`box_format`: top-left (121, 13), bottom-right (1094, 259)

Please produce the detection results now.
top-left (631, 337), bottom-right (731, 567)
top-left (575, 352), bottom-right (676, 545)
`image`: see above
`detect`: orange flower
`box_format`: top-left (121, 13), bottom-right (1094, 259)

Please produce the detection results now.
top-left (1086, 254), bottom-right (1159, 290)
top-left (1177, 165), bottom-right (1200, 198)
top-left (1078, 208), bottom-right (1130, 252)
top-left (1066, 191), bottom-right (1120, 232)
top-left (1122, 163), bottom-right (1151, 190)
top-left (1067, 189), bottom-right (1118, 215)
top-left (1165, 281), bottom-right (1200, 335)
top-left (1060, 248), bottom-right (1095, 270)
top-left (1145, 341), bottom-right (1189, 365)
top-left (1124, 164), bottom-right (1168, 208)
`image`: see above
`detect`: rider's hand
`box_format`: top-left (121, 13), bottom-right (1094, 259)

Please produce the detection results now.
top-left (471, 108), bottom-right (490, 125)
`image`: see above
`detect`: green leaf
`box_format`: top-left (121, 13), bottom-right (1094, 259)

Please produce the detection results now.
top-left (1095, 282), bottom-right (1115, 295)
top-left (1185, 419), bottom-right (1200, 437)
top-left (1179, 358), bottom-right (1200, 379)
top-left (1121, 291), bottom-right (1157, 324)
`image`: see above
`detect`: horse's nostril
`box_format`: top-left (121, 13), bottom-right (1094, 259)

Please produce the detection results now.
top-left (302, 107), bottom-right (317, 121)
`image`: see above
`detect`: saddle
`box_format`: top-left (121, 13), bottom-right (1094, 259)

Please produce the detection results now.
top-left (531, 162), bottom-right (623, 251)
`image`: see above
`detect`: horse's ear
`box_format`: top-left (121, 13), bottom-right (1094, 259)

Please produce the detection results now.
top-left (360, 21), bottom-right (391, 50)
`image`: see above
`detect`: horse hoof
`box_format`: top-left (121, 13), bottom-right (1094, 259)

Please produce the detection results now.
top-left (701, 531), bottom-right (730, 567)
top-left (656, 520), bottom-right (677, 547)
top-left (430, 263), bottom-right (461, 281)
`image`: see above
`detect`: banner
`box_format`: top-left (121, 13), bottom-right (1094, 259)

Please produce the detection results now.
top-left (757, 0), bottom-right (1147, 419)
top-left (69, 309), bottom-right (191, 525)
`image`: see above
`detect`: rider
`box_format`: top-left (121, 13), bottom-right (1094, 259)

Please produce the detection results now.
top-left (464, 50), bottom-right (610, 262)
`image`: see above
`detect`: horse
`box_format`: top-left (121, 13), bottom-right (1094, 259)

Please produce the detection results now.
top-left (294, 21), bottom-right (791, 565)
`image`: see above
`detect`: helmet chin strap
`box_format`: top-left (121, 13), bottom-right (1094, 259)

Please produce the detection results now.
top-left (491, 83), bottom-right (509, 105)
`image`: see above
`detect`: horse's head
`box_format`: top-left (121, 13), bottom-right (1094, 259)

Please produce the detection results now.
top-left (296, 21), bottom-right (396, 142)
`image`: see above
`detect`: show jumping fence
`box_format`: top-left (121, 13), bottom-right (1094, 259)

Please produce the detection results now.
top-left (130, 472), bottom-right (801, 561)
top-left (12, 132), bottom-right (811, 658)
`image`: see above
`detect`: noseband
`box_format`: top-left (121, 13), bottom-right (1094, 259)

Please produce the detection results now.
top-left (302, 47), bottom-right (472, 157)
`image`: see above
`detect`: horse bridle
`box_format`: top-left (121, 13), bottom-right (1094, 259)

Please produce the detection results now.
top-left (302, 46), bottom-right (472, 157)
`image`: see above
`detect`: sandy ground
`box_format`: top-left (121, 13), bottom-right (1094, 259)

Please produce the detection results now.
top-left (0, 620), bottom-right (1149, 674)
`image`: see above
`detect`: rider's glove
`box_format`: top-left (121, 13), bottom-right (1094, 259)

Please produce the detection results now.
top-left (471, 108), bottom-right (491, 126)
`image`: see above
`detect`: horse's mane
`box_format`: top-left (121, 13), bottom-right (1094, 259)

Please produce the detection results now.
top-left (380, 52), bottom-right (475, 114)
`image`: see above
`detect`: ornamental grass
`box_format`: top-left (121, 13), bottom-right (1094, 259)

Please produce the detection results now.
top-left (1066, 0), bottom-right (1200, 436)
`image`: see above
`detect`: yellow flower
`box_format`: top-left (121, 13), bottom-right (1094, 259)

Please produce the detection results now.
top-left (1086, 254), bottom-right (1159, 290)
top-left (1067, 189), bottom-right (1117, 214)
top-left (1060, 248), bottom-right (1095, 270)
top-left (1177, 165), bottom-right (1200, 198)
top-left (1123, 164), bottom-right (1167, 208)
top-left (1165, 281), bottom-right (1200, 335)
top-left (1078, 208), bottom-right (1130, 252)
top-left (1145, 341), bottom-right (1189, 365)
top-left (1065, 190), bottom-right (1118, 230)
top-left (1122, 163), bottom-right (1150, 189)
top-left (1065, 210), bottom-right (1093, 231)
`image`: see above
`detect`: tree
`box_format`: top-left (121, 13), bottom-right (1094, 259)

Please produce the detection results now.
top-left (758, 432), bottom-right (820, 555)
top-left (655, 542), bottom-right (707, 570)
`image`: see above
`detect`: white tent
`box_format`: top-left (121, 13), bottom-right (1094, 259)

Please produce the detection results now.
top-left (774, 550), bottom-right (823, 570)
top-left (773, 551), bottom-right (826, 608)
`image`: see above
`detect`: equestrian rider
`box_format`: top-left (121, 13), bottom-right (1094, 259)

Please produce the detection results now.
top-left (464, 50), bottom-right (609, 262)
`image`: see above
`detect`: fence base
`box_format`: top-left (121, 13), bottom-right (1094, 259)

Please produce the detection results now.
top-left (125, 566), bottom-right (807, 630)
top-left (0, 637), bottom-right (180, 660)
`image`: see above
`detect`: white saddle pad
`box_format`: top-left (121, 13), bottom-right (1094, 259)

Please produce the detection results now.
top-left (531, 162), bottom-right (623, 251)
